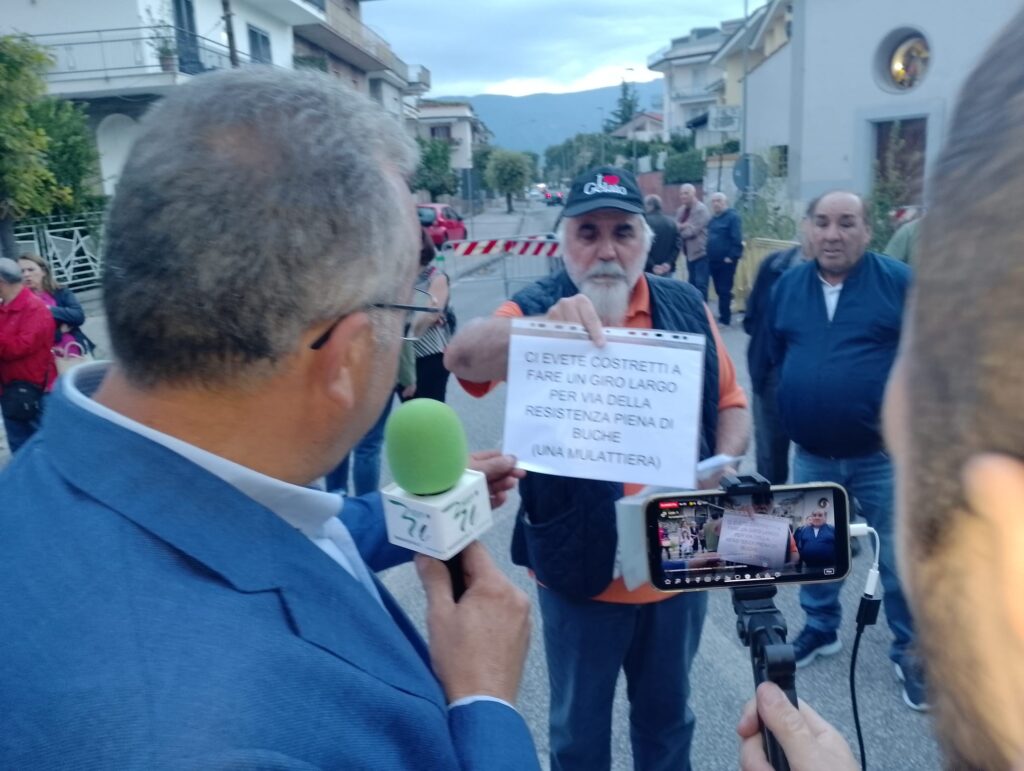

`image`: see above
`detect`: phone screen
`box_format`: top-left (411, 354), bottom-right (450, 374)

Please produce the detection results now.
top-left (645, 484), bottom-right (851, 592)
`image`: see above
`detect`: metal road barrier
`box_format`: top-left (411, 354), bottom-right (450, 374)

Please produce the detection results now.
top-left (439, 234), bottom-right (563, 296)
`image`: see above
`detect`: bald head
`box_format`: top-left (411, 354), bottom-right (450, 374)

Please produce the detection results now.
top-left (710, 192), bottom-right (729, 214)
top-left (679, 184), bottom-right (697, 206)
top-left (806, 191), bottom-right (872, 282)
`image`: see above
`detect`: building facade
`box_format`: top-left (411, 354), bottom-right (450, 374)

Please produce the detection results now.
top-left (713, 0), bottom-right (1020, 206)
top-left (647, 22), bottom-right (742, 146)
top-left (5, 0), bottom-right (424, 195)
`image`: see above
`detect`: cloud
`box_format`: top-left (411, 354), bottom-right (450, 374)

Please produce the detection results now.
top-left (362, 0), bottom-right (755, 97)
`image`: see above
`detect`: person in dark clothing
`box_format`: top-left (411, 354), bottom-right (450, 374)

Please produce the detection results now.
top-left (706, 192), bottom-right (744, 325)
top-left (794, 505), bottom-right (836, 568)
top-left (743, 240), bottom-right (807, 484)
top-left (643, 194), bottom-right (680, 276)
top-left (770, 190), bottom-right (923, 710)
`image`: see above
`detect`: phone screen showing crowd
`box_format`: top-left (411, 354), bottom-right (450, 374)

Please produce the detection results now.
top-left (646, 484), bottom-right (851, 592)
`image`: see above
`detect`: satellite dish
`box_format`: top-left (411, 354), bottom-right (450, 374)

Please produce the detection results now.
top-left (733, 154), bottom-right (769, 193)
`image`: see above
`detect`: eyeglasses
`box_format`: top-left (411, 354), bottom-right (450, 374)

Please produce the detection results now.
top-left (309, 288), bottom-right (440, 350)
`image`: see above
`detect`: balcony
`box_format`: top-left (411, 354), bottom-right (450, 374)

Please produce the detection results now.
top-left (29, 27), bottom-right (257, 100)
top-left (295, 5), bottom-right (406, 76)
top-left (244, 0), bottom-right (325, 25)
top-left (405, 64), bottom-right (431, 95)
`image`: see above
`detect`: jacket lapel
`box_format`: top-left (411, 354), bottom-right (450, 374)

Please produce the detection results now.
top-left (43, 390), bottom-right (444, 706)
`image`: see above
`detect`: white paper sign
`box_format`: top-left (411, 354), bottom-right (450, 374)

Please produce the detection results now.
top-left (716, 512), bottom-right (793, 570)
top-left (502, 320), bottom-right (706, 488)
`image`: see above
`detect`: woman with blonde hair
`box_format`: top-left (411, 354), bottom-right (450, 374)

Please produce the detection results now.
top-left (17, 254), bottom-right (95, 357)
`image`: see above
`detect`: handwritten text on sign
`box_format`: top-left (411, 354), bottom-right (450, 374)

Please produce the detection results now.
top-left (716, 513), bottom-right (793, 571)
top-left (503, 320), bottom-right (706, 487)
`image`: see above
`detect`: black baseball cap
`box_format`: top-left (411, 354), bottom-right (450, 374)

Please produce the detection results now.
top-left (562, 165), bottom-right (645, 217)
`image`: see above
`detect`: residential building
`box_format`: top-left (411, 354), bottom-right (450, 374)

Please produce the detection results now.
top-left (417, 100), bottom-right (491, 202)
top-left (647, 22), bottom-right (742, 148)
top-left (610, 112), bottom-right (664, 143)
top-left (718, 0), bottom-right (1020, 206)
top-left (6, 0), bottom-right (425, 195)
top-left (5, 0), bottom-right (323, 194)
top-left (292, 0), bottom-right (430, 130)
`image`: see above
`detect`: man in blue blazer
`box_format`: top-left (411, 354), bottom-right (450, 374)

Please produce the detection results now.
top-left (0, 68), bottom-right (538, 770)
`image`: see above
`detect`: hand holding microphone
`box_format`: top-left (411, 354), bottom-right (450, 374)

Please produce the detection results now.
top-left (416, 543), bottom-right (531, 704)
top-left (383, 398), bottom-right (494, 598)
top-left (384, 399), bottom-right (531, 704)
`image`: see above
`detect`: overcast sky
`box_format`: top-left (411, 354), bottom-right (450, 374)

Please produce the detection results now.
top-left (362, 0), bottom-right (758, 98)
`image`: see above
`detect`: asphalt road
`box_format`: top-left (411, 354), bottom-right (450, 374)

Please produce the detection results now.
top-left (379, 200), bottom-right (942, 770)
top-left (0, 200), bottom-right (942, 768)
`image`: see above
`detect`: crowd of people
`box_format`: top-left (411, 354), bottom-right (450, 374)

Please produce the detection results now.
top-left (2, 10), bottom-right (1024, 769)
top-left (0, 254), bottom-right (93, 453)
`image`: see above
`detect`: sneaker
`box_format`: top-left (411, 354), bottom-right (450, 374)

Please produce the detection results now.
top-left (792, 627), bottom-right (842, 668)
top-left (895, 659), bottom-right (929, 712)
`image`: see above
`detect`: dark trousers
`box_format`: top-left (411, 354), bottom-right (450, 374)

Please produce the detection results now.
top-left (410, 352), bottom-right (450, 403)
top-left (325, 391), bottom-right (395, 496)
top-left (752, 372), bottom-right (790, 484)
top-left (709, 260), bottom-right (738, 324)
top-left (538, 585), bottom-right (708, 771)
top-left (686, 257), bottom-right (709, 301)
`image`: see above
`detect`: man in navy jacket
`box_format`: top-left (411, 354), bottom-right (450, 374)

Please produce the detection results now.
top-left (770, 191), bottom-right (924, 710)
top-left (706, 192), bottom-right (744, 325)
top-left (0, 69), bottom-right (538, 770)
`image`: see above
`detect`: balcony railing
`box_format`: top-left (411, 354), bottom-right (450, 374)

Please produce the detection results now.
top-left (324, 1), bottom-right (406, 75)
top-left (407, 64), bottom-right (431, 90)
top-left (29, 26), bottom-right (257, 85)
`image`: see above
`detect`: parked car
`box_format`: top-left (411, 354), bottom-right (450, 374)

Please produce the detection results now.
top-left (418, 204), bottom-right (467, 246)
top-left (545, 190), bottom-right (564, 207)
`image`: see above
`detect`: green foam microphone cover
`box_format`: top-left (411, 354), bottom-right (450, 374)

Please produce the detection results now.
top-left (385, 398), bottom-right (469, 495)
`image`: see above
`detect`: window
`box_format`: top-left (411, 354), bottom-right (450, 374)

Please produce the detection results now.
top-left (875, 28), bottom-right (930, 92)
top-left (430, 125), bottom-right (452, 141)
top-left (369, 79), bottom-right (383, 104)
top-left (247, 25), bottom-right (272, 65)
top-left (875, 118), bottom-right (927, 205)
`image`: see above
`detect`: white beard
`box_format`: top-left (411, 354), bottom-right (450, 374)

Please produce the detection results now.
top-left (580, 277), bottom-right (630, 326)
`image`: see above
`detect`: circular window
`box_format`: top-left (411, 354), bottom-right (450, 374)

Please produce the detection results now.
top-left (876, 29), bottom-right (930, 92)
top-left (889, 35), bottom-right (930, 89)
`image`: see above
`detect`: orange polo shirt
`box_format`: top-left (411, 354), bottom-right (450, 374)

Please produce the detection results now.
top-left (458, 275), bottom-right (748, 603)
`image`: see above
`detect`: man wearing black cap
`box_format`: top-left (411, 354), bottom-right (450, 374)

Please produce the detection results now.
top-left (446, 166), bottom-right (750, 771)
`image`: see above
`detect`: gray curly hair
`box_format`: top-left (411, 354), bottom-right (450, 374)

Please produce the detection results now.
top-left (102, 67), bottom-right (418, 387)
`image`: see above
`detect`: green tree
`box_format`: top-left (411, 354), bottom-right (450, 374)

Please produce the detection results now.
top-left (868, 121), bottom-right (912, 251)
top-left (412, 138), bottom-right (458, 202)
top-left (605, 80), bottom-right (639, 133)
top-left (27, 98), bottom-right (101, 214)
top-left (663, 149), bottom-right (705, 184)
top-left (523, 151), bottom-right (540, 183)
top-left (472, 144), bottom-right (494, 193)
top-left (0, 35), bottom-right (69, 259)
top-left (485, 149), bottom-right (531, 213)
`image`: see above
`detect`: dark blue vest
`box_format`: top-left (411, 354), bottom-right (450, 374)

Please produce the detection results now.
top-left (509, 272), bottom-right (720, 598)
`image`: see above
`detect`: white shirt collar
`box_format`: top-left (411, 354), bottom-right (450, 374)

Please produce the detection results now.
top-left (62, 362), bottom-right (343, 538)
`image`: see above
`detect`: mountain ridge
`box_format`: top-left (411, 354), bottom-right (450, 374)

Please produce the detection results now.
top-left (433, 80), bottom-right (664, 158)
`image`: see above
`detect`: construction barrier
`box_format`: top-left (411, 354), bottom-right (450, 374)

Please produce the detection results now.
top-left (439, 234), bottom-right (563, 296)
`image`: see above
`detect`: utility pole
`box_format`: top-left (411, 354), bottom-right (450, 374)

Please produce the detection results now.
top-left (222, 0), bottom-right (239, 67)
top-left (597, 107), bottom-right (606, 164)
top-left (740, 0), bottom-right (750, 202)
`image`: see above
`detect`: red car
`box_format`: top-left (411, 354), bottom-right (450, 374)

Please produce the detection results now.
top-left (418, 204), bottom-right (467, 246)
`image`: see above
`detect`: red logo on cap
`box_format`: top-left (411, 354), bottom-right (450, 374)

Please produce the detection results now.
top-left (603, 175), bottom-right (620, 186)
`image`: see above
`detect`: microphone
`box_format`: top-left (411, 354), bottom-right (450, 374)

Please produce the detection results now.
top-left (381, 398), bottom-right (493, 599)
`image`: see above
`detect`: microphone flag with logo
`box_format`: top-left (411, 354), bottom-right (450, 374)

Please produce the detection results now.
top-left (381, 399), bottom-right (493, 597)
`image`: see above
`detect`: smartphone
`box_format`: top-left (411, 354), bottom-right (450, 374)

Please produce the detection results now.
top-left (645, 483), bottom-right (851, 592)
